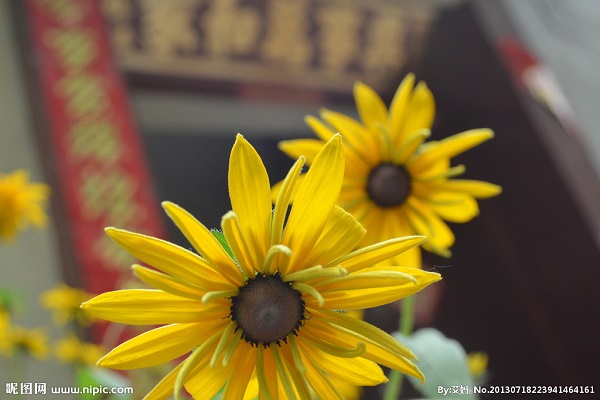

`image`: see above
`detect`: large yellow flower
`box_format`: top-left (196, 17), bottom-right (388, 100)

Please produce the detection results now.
top-left (279, 74), bottom-right (502, 267)
top-left (0, 169), bottom-right (50, 242)
top-left (82, 134), bottom-right (441, 399)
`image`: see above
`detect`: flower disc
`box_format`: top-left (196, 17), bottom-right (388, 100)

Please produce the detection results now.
top-left (367, 163), bottom-right (411, 208)
top-left (231, 273), bottom-right (305, 346)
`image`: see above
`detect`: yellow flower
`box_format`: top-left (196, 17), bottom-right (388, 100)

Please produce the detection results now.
top-left (54, 334), bottom-right (105, 366)
top-left (467, 351), bottom-right (488, 378)
top-left (0, 320), bottom-right (48, 360)
top-left (41, 284), bottom-right (95, 326)
top-left (278, 74), bottom-right (502, 267)
top-left (82, 134), bottom-right (441, 399)
top-left (0, 169), bottom-right (50, 242)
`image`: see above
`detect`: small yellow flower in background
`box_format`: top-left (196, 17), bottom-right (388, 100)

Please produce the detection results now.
top-left (467, 351), bottom-right (488, 378)
top-left (278, 74), bottom-right (502, 267)
top-left (54, 334), bottom-right (105, 366)
top-left (0, 169), bottom-right (50, 242)
top-left (41, 283), bottom-right (95, 326)
top-left (0, 320), bottom-right (48, 360)
top-left (82, 134), bottom-right (441, 399)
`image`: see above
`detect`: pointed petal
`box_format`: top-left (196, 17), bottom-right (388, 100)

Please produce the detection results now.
top-left (320, 266), bottom-right (442, 309)
top-left (99, 321), bottom-right (226, 369)
top-left (105, 228), bottom-right (231, 290)
top-left (388, 74), bottom-right (416, 144)
top-left (305, 115), bottom-right (335, 141)
top-left (81, 290), bottom-right (226, 325)
top-left (229, 134), bottom-right (272, 268)
top-left (282, 135), bottom-right (345, 273)
top-left (416, 191), bottom-right (480, 223)
top-left (278, 139), bottom-right (323, 164)
top-left (411, 129), bottom-right (494, 172)
top-left (354, 81), bottom-right (388, 129)
top-left (302, 206), bottom-right (366, 268)
top-left (162, 202), bottom-right (242, 285)
top-left (325, 236), bottom-right (426, 273)
top-left (442, 179), bottom-right (503, 198)
top-left (401, 81), bottom-right (435, 137)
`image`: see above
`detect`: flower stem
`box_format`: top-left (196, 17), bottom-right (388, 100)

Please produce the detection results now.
top-left (383, 294), bottom-right (416, 400)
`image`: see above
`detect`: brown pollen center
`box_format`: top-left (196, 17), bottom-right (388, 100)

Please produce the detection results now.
top-left (366, 163), bottom-right (411, 208)
top-left (230, 273), bottom-right (304, 347)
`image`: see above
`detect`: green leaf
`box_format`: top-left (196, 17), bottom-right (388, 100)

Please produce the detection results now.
top-left (210, 229), bottom-right (236, 261)
top-left (393, 328), bottom-right (476, 399)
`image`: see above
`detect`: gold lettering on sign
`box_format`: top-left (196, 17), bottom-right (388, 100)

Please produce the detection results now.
top-left (315, 4), bottom-right (362, 74)
top-left (138, 0), bottom-right (199, 58)
top-left (363, 9), bottom-right (407, 77)
top-left (100, 0), bottom-right (135, 51)
top-left (261, 1), bottom-right (311, 68)
top-left (201, 0), bottom-right (261, 58)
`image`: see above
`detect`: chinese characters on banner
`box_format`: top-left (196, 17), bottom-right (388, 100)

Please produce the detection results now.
top-left (101, 0), bottom-right (439, 93)
top-left (24, 0), bottom-right (165, 297)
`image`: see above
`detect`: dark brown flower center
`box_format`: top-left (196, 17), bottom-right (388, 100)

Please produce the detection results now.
top-left (366, 163), bottom-right (411, 208)
top-left (230, 273), bottom-right (305, 347)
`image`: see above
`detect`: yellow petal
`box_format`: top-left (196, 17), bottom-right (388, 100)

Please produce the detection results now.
top-left (325, 236), bottom-right (426, 273)
top-left (353, 81), bottom-right (388, 129)
top-left (278, 139), bottom-right (323, 164)
top-left (221, 211), bottom-right (255, 276)
top-left (405, 197), bottom-right (455, 251)
top-left (162, 202), bottom-right (242, 285)
top-left (417, 191), bottom-right (480, 223)
top-left (282, 135), bottom-right (345, 273)
top-left (321, 267), bottom-right (441, 309)
top-left (271, 157), bottom-right (305, 246)
top-left (401, 81), bottom-right (435, 137)
top-left (304, 317), bottom-right (424, 382)
top-left (105, 228), bottom-right (231, 290)
top-left (320, 109), bottom-right (378, 164)
top-left (388, 73), bottom-right (416, 144)
top-left (302, 206), bottom-right (366, 268)
top-left (229, 134), bottom-right (272, 268)
top-left (221, 346), bottom-right (257, 399)
top-left (184, 349), bottom-right (237, 399)
top-left (99, 321), bottom-right (225, 369)
top-left (442, 179), bottom-right (502, 198)
top-left (305, 114), bottom-right (335, 142)
top-left (132, 265), bottom-right (204, 300)
top-left (394, 128), bottom-right (431, 165)
top-left (81, 290), bottom-right (225, 325)
top-left (411, 129), bottom-right (494, 172)
top-left (300, 340), bottom-right (387, 386)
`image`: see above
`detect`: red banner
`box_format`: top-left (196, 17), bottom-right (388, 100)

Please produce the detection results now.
top-left (24, 0), bottom-right (165, 295)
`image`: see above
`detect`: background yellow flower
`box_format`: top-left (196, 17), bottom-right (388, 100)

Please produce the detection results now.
top-left (0, 169), bottom-right (50, 242)
top-left (279, 74), bottom-right (502, 268)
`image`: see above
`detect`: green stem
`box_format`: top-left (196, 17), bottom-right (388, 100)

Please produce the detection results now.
top-left (383, 295), bottom-right (416, 400)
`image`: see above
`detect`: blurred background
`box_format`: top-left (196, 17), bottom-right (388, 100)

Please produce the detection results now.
top-left (1, 0), bottom-right (599, 398)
